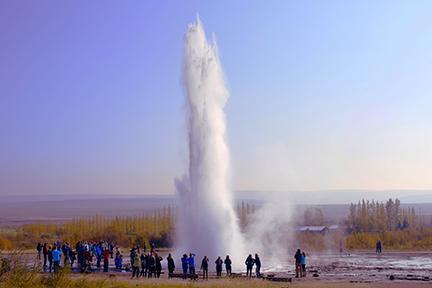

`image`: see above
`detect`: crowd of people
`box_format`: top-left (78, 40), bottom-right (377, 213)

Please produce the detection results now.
top-left (36, 240), bottom-right (307, 280)
top-left (129, 247), bottom-right (262, 280)
top-left (37, 240), bottom-right (116, 273)
top-left (129, 245), bottom-right (164, 278)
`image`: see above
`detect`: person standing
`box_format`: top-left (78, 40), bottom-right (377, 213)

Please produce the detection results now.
top-left (140, 252), bottom-right (147, 277)
top-left (255, 253), bottom-right (261, 278)
top-left (115, 253), bottom-right (123, 270)
top-left (36, 242), bottom-right (42, 260)
top-left (62, 242), bottom-right (70, 266)
top-left (103, 248), bottom-right (110, 272)
top-left (69, 249), bottom-right (76, 269)
top-left (132, 254), bottom-right (141, 278)
top-left (95, 244), bottom-right (102, 269)
top-left (167, 253), bottom-right (175, 278)
top-left (215, 256), bottom-right (223, 277)
top-left (83, 247), bottom-right (93, 273)
top-left (224, 255), bottom-right (232, 276)
top-left (188, 253), bottom-right (196, 278)
top-left (294, 249), bottom-right (302, 278)
top-left (52, 245), bottom-right (62, 273)
top-left (76, 242), bottom-right (83, 271)
top-left (181, 254), bottom-right (188, 279)
top-left (245, 254), bottom-right (254, 278)
top-left (109, 242), bottom-right (114, 259)
top-left (376, 239), bottom-right (382, 254)
top-left (47, 246), bottom-right (53, 273)
top-left (300, 252), bottom-right (306, 277)
top-left (147, 253), bottom-right (155, 278)
top-left (130, 247), bottom-right (136, 267)
top-left (131, 254), bottom-right (140, 279)
top-left (200, 256), bottom-right (209, 280)
top-left (155, 253), bottom-right (163, 278)
top-left (42, 243), bottom-right (48, 269)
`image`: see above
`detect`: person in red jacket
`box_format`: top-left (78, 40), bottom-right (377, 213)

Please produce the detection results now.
top-left (103, 248), bottom-right (110, 272)
top-left (42, 243), bottom-right (48, 269)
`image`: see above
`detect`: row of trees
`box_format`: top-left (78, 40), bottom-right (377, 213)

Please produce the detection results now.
top-left (346, 198), bottom-right (419, 233)
top-left (237, 201), bottom-right (256, 229)
top-left (2, 199), bottom-right (431, 251)
top-left (0, 202), bottom-right (258, 250)
top-left (345, 228), bottom-right (432, 250)
top-left (4, 207), bottom-right (175, 249)
top-left (303, 207), bottom-right (325, 226)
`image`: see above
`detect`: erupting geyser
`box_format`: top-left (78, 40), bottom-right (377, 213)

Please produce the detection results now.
top-left (175, 16), bottom-right (244, 263)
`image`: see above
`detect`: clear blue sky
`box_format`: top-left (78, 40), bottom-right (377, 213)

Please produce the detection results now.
top-left (1, 0), bottom-right (431, 196)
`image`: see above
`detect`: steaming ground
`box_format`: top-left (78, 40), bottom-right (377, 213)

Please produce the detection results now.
top-left (243, 194), bottom-right (294, 267)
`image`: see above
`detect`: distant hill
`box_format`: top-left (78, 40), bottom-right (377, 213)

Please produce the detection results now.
top-left (235, 189), bottom-right (432, 205)
top-left (1, 190), bottom-right (431, 226)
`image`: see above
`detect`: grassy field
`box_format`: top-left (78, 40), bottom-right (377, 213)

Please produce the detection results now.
top-left (1, 266), bottom-right (430, 288)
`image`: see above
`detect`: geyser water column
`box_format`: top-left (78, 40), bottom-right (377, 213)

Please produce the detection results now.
top-left (175, 17), bottom-right (244, 264)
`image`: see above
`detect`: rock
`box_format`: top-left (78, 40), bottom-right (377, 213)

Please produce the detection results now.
top-left (406, 275), bottom-right (422, 281)
top-left (266, 277), bottom-right (292, 282)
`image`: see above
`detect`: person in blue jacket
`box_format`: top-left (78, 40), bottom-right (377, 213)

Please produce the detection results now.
top-left (188, 253), bottom-right (196, 278)
top-left (300, 252), bottom-right (306, 277)
top-left (181, 254), bottom-right (188, 279)
top-left (52, 245), bottom-right (62, 273)
top-left (95, 244), bottom-right (102, 268)
top-left (115, 253), bottom-right (123, 270)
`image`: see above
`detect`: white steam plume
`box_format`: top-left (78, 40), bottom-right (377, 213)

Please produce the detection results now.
top-left (175, 16), bottom-right (244, 268)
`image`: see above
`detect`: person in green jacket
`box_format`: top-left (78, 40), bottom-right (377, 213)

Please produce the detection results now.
top-left (131, 254), bottom-right (140, 278)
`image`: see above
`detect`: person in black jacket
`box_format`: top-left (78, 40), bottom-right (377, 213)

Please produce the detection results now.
top-left (140, 252), bottom-right (147, 277)
top-left (147, 253), bottom-right (155, 278)
top-left (47, 246), bottom-right (53, 273)
top-left (167, 253), bottom-right (175, 278)
top-left (181, 254), bottom-right (188, 279)
top-left (294, 249), bottom-right (302, 278)
top-left (36, 242), bottom-right (42, 260)
top-left (154, 253), bottom-right (163, 278)
top-left (224, 255), bottom-right (232, 276)
top-left (255, 253), bottom-right (261, 278)
top-left (245, 254), bottom-right (254, 278)
top-left (200, 256), bottom-right (209, 280)
top-left (215, 256), bottom-right (223, 277)
top-left (69, 250), bottom-right (76, 269)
